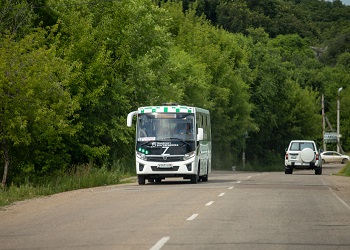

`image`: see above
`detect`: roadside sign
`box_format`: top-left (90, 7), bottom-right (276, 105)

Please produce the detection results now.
top-left (324, 132), bottom-right (337, 143)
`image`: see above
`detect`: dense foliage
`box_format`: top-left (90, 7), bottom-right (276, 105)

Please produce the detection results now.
top-left (1, 0), bottom-right (349, 187)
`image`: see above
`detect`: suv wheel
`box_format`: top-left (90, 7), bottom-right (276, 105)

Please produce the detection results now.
top-left (285, 167), bottom-right (293, 174)
top-left (138, 175), bottom-right (146, 185)
top-left (315, 168), bottom-right (322, 175)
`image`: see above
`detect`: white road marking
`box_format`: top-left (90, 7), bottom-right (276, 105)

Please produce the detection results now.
top-left (247, 176), bottom-right (252, 179)
top-left (228, 186), bottom-right (234, 189)
top-left (328, 187), bottom-right (350, 210)
top-left (206, 201), bottom-right (214, 206)
top-left (186, 214), bottom-right (199, 221)
top-left (237, 181), bottom-right (241, 184)
top-left (219, 193), bottom-right (225, 197)
top-left (150, 237), bottom-right (170, 250)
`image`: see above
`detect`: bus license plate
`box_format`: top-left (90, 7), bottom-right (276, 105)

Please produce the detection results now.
top-left (158, 164), bottom-right (173, 169)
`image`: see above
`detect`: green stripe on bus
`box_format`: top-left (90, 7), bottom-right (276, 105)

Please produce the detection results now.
top-left (139, 106), bottom-right (194, 113)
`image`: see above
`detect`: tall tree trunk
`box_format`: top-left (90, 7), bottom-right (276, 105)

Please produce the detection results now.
top-left (1, 138), bottom-right (9, 188)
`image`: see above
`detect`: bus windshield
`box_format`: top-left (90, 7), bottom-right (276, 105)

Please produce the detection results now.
top-left (137, 113), bottom-right (195, 142)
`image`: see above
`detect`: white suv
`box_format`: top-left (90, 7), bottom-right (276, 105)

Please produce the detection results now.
top-left (285, 140), bottom-right (322, 175)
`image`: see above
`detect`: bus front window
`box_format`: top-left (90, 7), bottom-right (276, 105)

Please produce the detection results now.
top-left (137, 113), bottom-right (195, 141)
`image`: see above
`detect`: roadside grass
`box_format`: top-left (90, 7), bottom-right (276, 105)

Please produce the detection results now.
top-left (336, 161), bottom-right (350, 177)
top-left (0, 166), bottom-right (134, 207)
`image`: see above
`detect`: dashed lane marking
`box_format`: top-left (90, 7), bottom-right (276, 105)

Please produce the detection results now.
top-left (150, 237), bottom-right (170, 250)
top-left (186, 214), bottom-right (199, 221)
top-left (206, 201), bottom-right (214, 206)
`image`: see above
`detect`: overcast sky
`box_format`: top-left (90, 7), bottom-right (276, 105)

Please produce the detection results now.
top-left (340, 0), bottom-right (350, 5)
top-left (330, 0), bottom-right (350, 5)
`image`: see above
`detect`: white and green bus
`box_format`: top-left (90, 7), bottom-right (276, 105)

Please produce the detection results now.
top-left (127, 104), bottom-right (211, 185)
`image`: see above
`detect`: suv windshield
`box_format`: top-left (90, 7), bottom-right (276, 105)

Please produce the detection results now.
top-left (290, 142), bottom-right (315, 151)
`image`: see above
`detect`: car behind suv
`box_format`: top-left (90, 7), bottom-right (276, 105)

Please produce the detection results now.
top-left (285, 140), bottom-right (322, 175)
top-left (320, 151), bottom-right (349, 164)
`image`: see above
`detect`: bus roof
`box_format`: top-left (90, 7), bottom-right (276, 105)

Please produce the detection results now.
top-left (137, 105), bottom-right (209, 114)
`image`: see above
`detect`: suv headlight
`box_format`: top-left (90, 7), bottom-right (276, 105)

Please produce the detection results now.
top-left (183, 151), bottom-right (195, 161)
top-left (136, 151), bottom-right (147, 160)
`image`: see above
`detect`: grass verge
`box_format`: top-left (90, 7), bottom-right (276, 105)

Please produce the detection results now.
top-left (336, 161), bottom-right (350, 177)
top-left (0, 167), bottom-right (134, 207)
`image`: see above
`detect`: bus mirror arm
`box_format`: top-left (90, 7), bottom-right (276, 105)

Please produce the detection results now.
top-left (197, 128), bottom-right (204, 141)
top-left (127, 111), bottom-right (138, 127)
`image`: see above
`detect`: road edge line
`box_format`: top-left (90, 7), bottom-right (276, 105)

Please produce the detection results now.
top-left (328, 186), bottom-right (350, 211)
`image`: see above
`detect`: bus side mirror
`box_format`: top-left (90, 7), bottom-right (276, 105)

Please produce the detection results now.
top-left (127, 111), bottom-right (138, 127)
top-left (197, 128), bottom-right (204, 141)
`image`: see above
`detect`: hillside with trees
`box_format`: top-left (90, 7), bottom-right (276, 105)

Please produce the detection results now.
top-left (1, 0), bottom-right (349, 188)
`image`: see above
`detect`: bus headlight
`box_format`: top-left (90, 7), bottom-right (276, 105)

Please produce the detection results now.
top-left (183, 151), bottom-right (195, 161)
top-left (136, 151), bottom-right (147, 160)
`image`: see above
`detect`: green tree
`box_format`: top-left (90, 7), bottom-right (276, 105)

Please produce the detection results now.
top-left (320, 33), bottom-right (350, 66)
top-left (0, 0), bottom-right (35, 37)
top-left (316, 64), bottom-right (350, 152)
top-left (340, 87), bottom-right (350, 151)
top-left (0, 30), bottom-right (78, 187)
top-left (246, 33), bottom-right (322, 166)
top-left (337, 52), bottom-right (350, 70)
top-left (49, 0), bottom-right (184, 168)
top-left (164, 3), bottom-right (253, 167)
top-left (216, 0), bottom-right (254, 35)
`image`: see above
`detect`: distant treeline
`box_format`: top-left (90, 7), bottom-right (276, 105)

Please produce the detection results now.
top-left (1, 0), bottom-right (349, 187)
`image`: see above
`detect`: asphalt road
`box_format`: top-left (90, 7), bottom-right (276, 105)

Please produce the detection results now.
top-left (1, 164), bottom-right (350, 250)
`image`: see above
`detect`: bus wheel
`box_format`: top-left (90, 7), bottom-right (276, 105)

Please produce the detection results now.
top-left (202, 175), bottom-right (208, 182)
top-left (202, 163), bottom-right (209, 182)
top-left (138, 175), bottom-right (145, 185)
top-left (190, 166), bottom-right (200, 184)
top-left (190, 175), bottom-right (198, 184)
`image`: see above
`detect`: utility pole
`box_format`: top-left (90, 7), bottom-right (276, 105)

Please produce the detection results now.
top-left (242, 131), bottom-right (248, 169)
top-left (337, 87), bottom-right (343, 153)
top-left (322, 94), bottom-right (326, 151)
